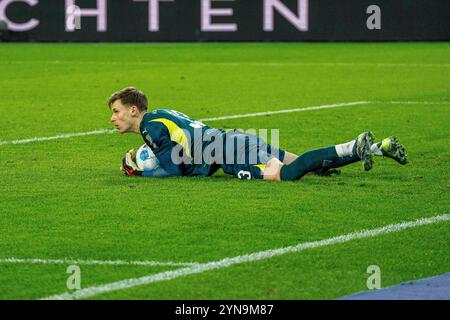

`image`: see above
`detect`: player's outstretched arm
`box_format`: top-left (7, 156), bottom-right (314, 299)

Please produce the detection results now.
top-left (121, 149), bottom-right (180, 177)
top-left (141, 167), bottom-right (173, 177)
top-left (153, 149), bottom-right (183, 176)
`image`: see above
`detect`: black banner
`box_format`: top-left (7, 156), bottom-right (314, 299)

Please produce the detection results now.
top-left (0, 0), bottom-right (449, 42)
top-left (1, 300), bottom-right (445, 318)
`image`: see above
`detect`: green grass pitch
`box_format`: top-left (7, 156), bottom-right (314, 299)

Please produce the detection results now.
top-left (0, 43), bottom-right (449, 300)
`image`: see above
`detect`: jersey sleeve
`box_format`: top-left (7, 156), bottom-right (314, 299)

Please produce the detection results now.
top-left (142, 166), bottom-right (172, 177)
top-left (142, 121), bottom-right (183, 176)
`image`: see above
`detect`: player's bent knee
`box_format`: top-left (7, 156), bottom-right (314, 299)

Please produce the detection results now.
top-left (263, 157), bottom-right (284, 182)
top-left (283, 151), bottom-right (298, 164)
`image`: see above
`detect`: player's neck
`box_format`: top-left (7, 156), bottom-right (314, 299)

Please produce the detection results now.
top-left (131, 112), bottom-right (146, 133)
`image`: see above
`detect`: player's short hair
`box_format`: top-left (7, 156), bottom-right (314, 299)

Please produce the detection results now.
top-left (108, 87), bottom-right (148, 112)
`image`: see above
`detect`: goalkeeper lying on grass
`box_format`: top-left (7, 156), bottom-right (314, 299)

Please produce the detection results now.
top-left (108, 87), bottom-right (408, 181)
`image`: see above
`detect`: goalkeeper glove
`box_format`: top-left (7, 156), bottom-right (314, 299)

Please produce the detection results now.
top-left (120, 149), bottom-right (143, 176)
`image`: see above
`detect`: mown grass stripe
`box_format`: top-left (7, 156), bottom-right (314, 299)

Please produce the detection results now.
top-left (41, 213), bottom-right (450, 300)
top-left (1, 100), bottom-right (448, 146)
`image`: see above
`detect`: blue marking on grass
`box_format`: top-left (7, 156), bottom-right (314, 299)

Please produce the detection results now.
top-left (339, 272), bottom-right (450, 300)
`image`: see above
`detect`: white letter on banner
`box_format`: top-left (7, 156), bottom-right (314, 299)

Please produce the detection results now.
top-left (263, 0), bottom-right (308, 32)
top-left (133, 0), bottom-right (174, 32)
top-left (0, 0), bottom-right (39, 32)
top-left (201, 0), bottom-right (237, 32)
top-left (65, 0), bottom-right (107, 32)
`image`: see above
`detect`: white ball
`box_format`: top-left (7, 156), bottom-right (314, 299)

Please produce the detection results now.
top-left (136, 144), bottom-right (159, 170)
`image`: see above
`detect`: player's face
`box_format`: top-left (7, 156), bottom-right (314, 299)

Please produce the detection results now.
top-left (110, 100), bottom-right (137, 133)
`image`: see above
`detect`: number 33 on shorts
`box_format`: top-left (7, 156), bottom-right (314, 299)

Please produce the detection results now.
top-left (237, 170), bottom-right (252, 180)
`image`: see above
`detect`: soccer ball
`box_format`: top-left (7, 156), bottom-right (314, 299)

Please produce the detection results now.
top-left (136, 144), bottom-right (159, 171)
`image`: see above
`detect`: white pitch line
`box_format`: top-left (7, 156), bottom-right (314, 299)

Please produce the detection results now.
top-left (379, 101), bottom-right (450, 105)
top-left (41, 213), bottom-right (450, 300)
top-left (0, 257), bottom-right (198, 267)
top-left (198, 101), bottom-right (369, 122)
top-left (1, 100), bottom-right (448, 146)
top-left (0, 129), bottom-right (116, 146)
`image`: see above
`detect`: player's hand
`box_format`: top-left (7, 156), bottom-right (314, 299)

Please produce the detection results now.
top-left (120, 149), bottom-right (143, 176)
